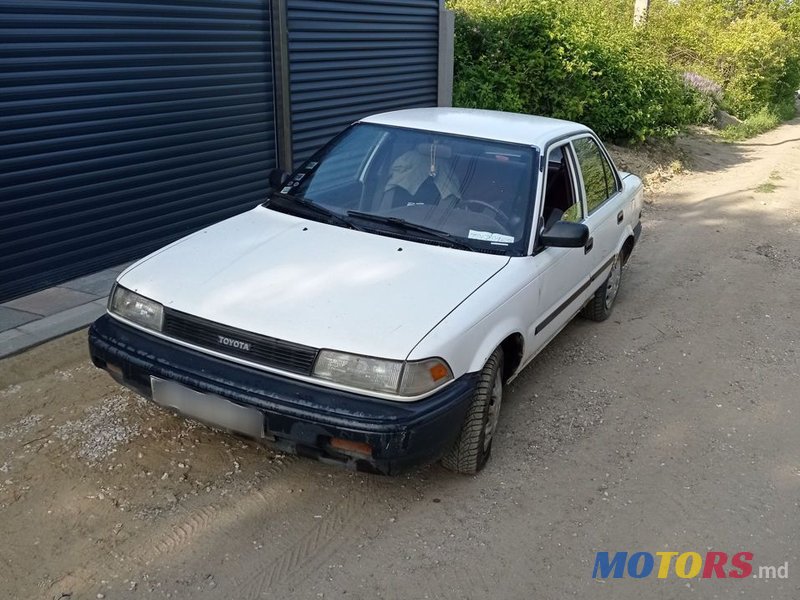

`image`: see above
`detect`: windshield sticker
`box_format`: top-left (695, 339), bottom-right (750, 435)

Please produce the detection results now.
top-left (468, 230), bottom-right (515, 244)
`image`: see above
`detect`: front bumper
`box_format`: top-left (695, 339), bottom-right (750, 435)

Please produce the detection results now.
top-left (88, 315), bottom-right (478, 474)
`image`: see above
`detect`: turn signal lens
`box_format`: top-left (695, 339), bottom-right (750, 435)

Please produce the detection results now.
top-left (429, 363), bottom-right (450, 381)
top-left (330, 438), bottom-right (373, 457)
top-left (398, 358), bottom-right (453, 397)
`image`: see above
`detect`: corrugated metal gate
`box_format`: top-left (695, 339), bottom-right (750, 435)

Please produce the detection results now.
top-left (0, 0), bottom-right (277, 302)
top-left (286, 0), bottom-right (440, 164)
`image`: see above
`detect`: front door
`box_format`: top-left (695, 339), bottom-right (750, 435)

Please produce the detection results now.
top-left (525, 142), bottom-right (593, 355)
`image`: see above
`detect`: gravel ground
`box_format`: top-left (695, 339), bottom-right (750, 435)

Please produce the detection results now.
top-left (1, 117), bottom-right (798, 600)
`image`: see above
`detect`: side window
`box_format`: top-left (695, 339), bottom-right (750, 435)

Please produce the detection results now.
top-left (541, 144), bottom-right (583, 229)
top-left (572, 137), bottom-right (618, 214)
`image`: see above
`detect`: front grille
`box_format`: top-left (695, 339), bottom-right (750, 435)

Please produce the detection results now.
top-left (162, 309), bottom-right (319, 375)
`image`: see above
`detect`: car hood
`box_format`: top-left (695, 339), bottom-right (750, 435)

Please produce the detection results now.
top-left (118, 206), bottom-right (510, 360)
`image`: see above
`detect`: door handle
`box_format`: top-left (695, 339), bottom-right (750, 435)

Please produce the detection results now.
top-left (584, 236), bottom-right (594, 254)
top-left (617, 210), bottom-right (624, 224)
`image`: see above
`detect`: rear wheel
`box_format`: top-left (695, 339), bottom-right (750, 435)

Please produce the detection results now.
top-left (441, 348), bottom-right (504, 474)
top-left (581, 252), bottom-right (622, 322)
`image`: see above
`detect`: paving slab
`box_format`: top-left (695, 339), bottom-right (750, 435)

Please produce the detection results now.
top-left (0, 306), bottom-right (39, 330)
top-left (0, 301), bottom-right (106, 359)
top-left (107, 262), bottom-right (133, 275)
top-left (0, 328), bottom-right (38, 359)
top-left (61, 268), bottom-right (119, 296)
top-left (16, 300), bottom-right (106, 337)
top-left (0, 265), bottom-right (122, 358)
top-left (3, 287), bottom-right (97, 317)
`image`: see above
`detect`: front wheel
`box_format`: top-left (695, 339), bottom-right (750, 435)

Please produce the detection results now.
top-left (581, 252), bottom-right (622, 322)
top-left (441, 348), bottom-right (504, 474)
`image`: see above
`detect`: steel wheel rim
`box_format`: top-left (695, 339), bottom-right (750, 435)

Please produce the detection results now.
top-left (604, 256), bottom-right (621, 309)
top-left (483, 369), bottom-right (503, 450)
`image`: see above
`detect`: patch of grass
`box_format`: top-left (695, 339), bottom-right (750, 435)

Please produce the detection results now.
top-left (754, 181), bottom-right (777, 193)
top-left (669, 160), bottom-right (684, 175)
top-left (720, 107), bottom-right (782, 141)
top-left (768, 170), bottom-right (783, 181)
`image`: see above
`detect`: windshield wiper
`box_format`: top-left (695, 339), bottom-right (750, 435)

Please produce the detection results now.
top-left (267, 192), bottom-right (363, 231)
top-left (347, 211), bottom-right (473, 250)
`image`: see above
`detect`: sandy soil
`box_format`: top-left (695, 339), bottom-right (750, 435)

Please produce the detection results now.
top-left (1, 118), bottom-right (799, 600)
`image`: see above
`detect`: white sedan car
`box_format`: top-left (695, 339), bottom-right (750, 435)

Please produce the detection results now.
top-left (89, 108), bottom-right (643, 474)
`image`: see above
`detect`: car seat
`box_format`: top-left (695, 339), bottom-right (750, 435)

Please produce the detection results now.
top-left (379, 144), bottom-right (460, 211)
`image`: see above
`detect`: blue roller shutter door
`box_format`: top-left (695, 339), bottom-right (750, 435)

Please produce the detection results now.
top-left (286, 0), bottom-right (439, 164)
top-left (0, 0), bottom-right (277, 302)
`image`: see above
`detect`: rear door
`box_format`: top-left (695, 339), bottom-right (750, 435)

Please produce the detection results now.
top-left (571, 135), bottom-right (624, 284)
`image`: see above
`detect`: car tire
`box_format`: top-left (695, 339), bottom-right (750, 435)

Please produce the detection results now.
top-left (441, 348), bottom-right (504, 475)
top-left (581, 252), bottom-right (623, 322)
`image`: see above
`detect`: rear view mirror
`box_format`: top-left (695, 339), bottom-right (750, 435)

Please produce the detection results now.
top-left (539, 221), bottom-right (590, 248)
top-left (268, 168), bottom-right (287, 189)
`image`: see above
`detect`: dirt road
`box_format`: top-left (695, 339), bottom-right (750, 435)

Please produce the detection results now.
top-left (1, 118), bottom-right (799, 600)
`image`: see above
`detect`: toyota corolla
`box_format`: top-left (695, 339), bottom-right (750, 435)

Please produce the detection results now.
top-left (89, 108), bottom-right (643, 474)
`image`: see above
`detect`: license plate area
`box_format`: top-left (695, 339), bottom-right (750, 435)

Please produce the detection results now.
top-left (151, 377), bottom-right (265, 439)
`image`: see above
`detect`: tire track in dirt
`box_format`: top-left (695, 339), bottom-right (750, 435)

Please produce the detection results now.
top-left (241, 492), bottom-right (363, 597)
top-left (140, 457), bottom-right (301, 563)
top-left (240, 472), bottom-right (504, 600)
top-left (50, 453), bottom-right (302, 598)
top-left (232, 475), bottom-right (391, 599)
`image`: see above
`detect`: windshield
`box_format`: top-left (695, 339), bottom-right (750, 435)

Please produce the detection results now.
top-left (269, 123), bottom-right (538, 255)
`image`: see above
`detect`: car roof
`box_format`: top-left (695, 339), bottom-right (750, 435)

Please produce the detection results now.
top-left (360, 107), bottom-right (591, 148)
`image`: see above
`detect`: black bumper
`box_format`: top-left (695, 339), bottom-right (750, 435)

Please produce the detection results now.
top-left (88, 315), bottom-right (478, 474)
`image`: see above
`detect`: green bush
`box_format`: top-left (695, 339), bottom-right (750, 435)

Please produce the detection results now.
top-left (451, 0), bottom-right (699, 141)
top-left (715, 14), bottom-right (791, 117)
top-left (645, 0), bottom-right (800, 120)
top-left (450, 0), bottom-right (799, 141)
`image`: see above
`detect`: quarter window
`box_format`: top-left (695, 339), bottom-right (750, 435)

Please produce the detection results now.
top-left (541, 145), bottom-right (582, 229)
top-left (572, 137), bottom-right (618, 214)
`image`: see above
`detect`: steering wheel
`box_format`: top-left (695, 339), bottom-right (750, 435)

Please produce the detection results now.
top-left (463, 199), bottom-right (512, 229)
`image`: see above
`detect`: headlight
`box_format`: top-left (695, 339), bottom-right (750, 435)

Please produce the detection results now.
top-left (313, 351), bottom-right (453, 398)
top-left (108, 285), bottom-right (164, 331)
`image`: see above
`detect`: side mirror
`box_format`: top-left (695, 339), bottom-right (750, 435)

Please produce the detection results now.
top-left (539, 221), bottom-right (590, 248)
top-left (268, 168), bottom-right (287, 189)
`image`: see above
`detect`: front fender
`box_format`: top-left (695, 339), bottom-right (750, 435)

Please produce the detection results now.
top-left (459, 313), bottom-right (527, 376)
top-left (408, 260), bottom-right (541, 377)
top-left (412, 311), bottom-right (527, 378)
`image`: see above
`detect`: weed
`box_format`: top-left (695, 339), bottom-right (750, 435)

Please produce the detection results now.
top-left (721, 108), bottom-right (782, 141)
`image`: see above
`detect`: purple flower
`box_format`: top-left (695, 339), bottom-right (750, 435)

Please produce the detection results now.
top-left (683, 72), bottom-right (723, 100)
